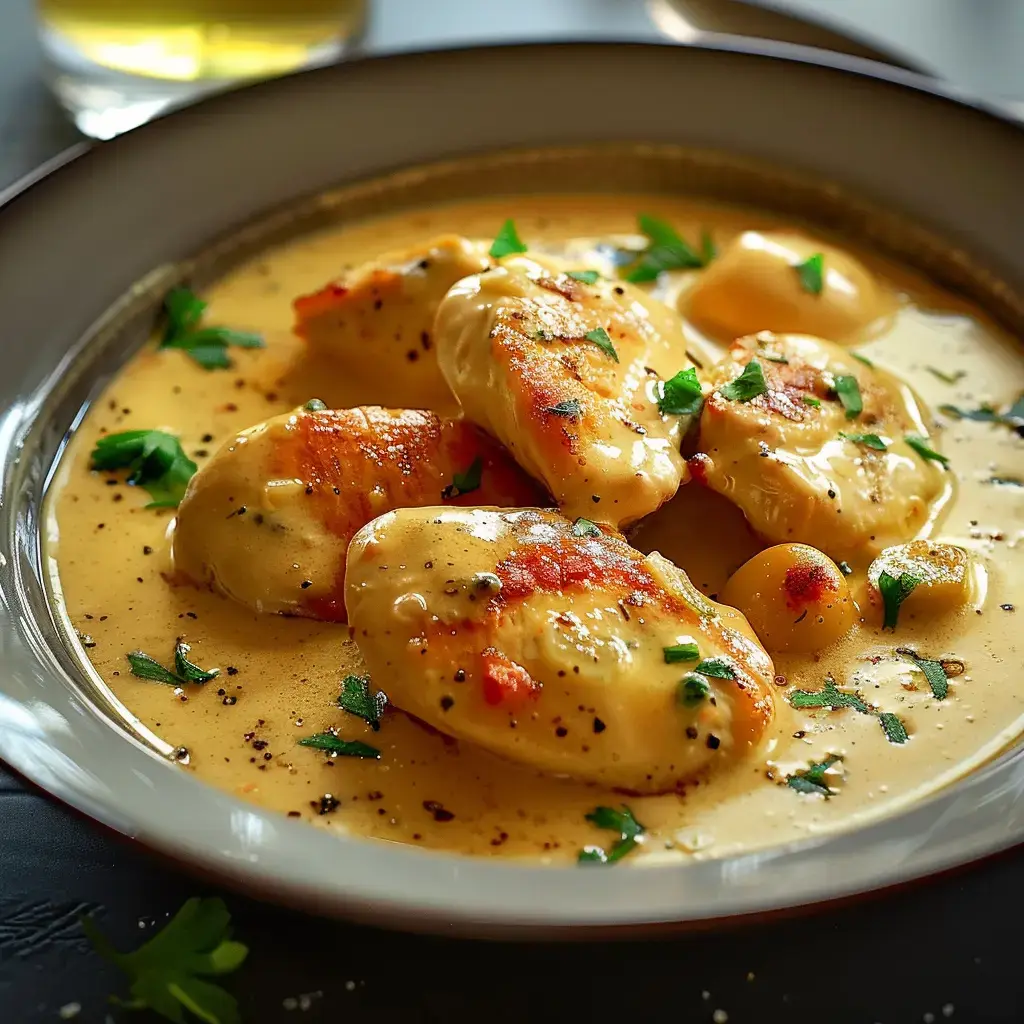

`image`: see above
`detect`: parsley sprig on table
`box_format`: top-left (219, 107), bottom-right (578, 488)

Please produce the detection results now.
top-left (160, 286), bottom-right (264, 370)
top-left (91, 429), bottom-right (197, 508)
top-left (82, 897), bottom-right (248, 1024)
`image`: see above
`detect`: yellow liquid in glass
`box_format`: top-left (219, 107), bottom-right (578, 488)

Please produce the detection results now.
top-left (38, 0), bottom-right (366, 81)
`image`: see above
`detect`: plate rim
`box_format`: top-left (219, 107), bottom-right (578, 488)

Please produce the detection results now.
top-left (2, 39), bottom-right (1024, 937)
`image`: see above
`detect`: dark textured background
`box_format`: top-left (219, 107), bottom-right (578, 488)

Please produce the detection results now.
top-left (2, 1), bottom-right (1023, 1021)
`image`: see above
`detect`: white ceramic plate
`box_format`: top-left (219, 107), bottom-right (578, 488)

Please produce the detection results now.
top-left (2, 41), bottom-right (1024, 937)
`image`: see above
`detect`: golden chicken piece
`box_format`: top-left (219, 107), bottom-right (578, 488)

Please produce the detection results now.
top-left (685, 231), bottom-right (892, 343)
top-left (346, 507), bottom-right (777, 792)
top-left (171, 405), bottom-right (545, 621)
top-left (692, 333), bottom-right (950, 561)
top-left (293, 234), bottom-right (490, 409)
top-left (434, 255), bottom-right (694, 528)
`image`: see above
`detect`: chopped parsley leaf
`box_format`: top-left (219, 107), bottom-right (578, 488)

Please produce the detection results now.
top-left (878, 569), bottom-right (921, 630)
top-left (788, 678), bottom-right (869, 713)
top-left (794, 253), bottom-right (825, 295)
top-left (578, 805), bottom-right (645, 865)
top-left (570, 517), bottom-right (601, 538)
top-left (878, 712), bottom-right (910, 744)
top-left (760, 351), bottom-right (790, 364)
top-left (127, 651), bottom-right (184, 686)
top-left (337, 675), bottom-right (387, 730)
top-left (304, 398), bottom-right (327, 411)
top-left (839, 431), bottom-right (888, 451)
top-left (905, 434), bottom-right (950, 468)
top-left (718, 360), bottom-right (768, 403)
top-left (700, 228), bottom-right (717, 265)
top-left (663, 642), bottom-right (700, 663)
top-left (926, 366), bottom-right (965, 384)
top-left (583, 326), bottom-right (618, 362)
top-left (82, 896), bottom-right (248, 1024)
top-left (850, 351), bottom-right (874, 368)
top-left (658, 366), bottom-right (704, 416)
top-left (897, 649), bottom-right (949, 700)
top-left (786, 754), bottom-right (840, 797)
top-left (174, 641), bottom-right (219, 684)
top-left (91, 429), bottom-right (197, 508)
top-left (939, 402), bottom-right (1000, 423)
top-left (298, 732), bottom-right (381, 759)
top-left (160, 286), bottom-right (264, 370)
top-left (442, 456), bottom-right (484, 498)
top-left (802, 395), bottom-right (822, 408)
top-left (545, 399), bottom-right (582, 419)
top-left (833, 374), bottom-right (863, 419)
top-left (488, 219), bottom-right (528, 259)
top-left (568, 270), bottom-right (600, 285)
top-left (693, 657), bottom-right (735, 680)
top-left (623, 214), bottom-right (707, 283)
top-left (678, 672), bottom-right (711, 706)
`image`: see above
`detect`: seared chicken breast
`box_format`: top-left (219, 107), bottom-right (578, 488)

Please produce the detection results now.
top-left (435, 255), bottom-right (694, 528)
top-left (346, 507), bottom-right (777, 792)
top-left (172, 405), bottom-right (545, 621)
top-left (293, 234), bottom-right (490, 409)
top-left (693, 333), bottom-right (949, 560)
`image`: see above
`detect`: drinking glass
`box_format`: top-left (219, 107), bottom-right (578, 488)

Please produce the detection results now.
top-left (37, 0), bottom-right (368, 139)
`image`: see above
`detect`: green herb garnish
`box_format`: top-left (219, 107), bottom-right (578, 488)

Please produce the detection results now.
top-left (693, 657), bottom-right (735, 680)
top-left (304, 398), bottom-right (327, 412)
top-left (718, 360), bottom-right (768, 403)
top-left (82, 897), bottom-right (248, 1024)
top-left (174, 641), bottom-right (219, 684)
top-left (298, 732), bottom-right (381, 759)
top-left (583, 326), bottom-right (619, 362)
top-left (161, 286), bottom-right (264, 370)
top-left (127, 651), bottom-right (184, 686)
top-left (663, 642), bottom-right (700, 663)
top-left (700, 229), bottom-right (717, 265)
top-left (878, 712), bottom-right (910, 744)
top-left (897, 649), bottom-right (949, 700)
top-left (878, 570), bottom-right (921, 630)
top-left (794, 253), bottom-right (825, 295)
top-left (337, 675), bottom-right (387, 731)
top-left (802, 395), bottom-right (821, 408)
top-left (850, 352), bottom-right (874, 368)
top-left (788, 678), bottom-right (869, 712)
top-left (939, 396), bottom-right (1024, 434)
top-left (786, 755), bottom-right (840, 797)
top-left (570, 517), bottom-right (601, 538)
top-left (760, 351), bottom-right (790, 364)
top-left (568, 270), bottom-right (600, 285)
top-left (904, 434), bottom-right (950, 469)
top-left (678, 672), bottom-right (711, 706)
top-left (839, 432), bottom-right (888, 451)
top-left (545, 399), bottom-right (582, 418)
top-left (489, 219), bottom-right (528, 259)
top-left (658, 367), bottom-right (704, 416)
top-left (578, 805), bottom-right (645, 865)
top-left (442, 456), bottom-right (484, 498)
top-left (623, 214), bottom-right (707, 283)
top-left (926, 367), bottom-right (965, 384)
top-left (833, 375), bottom-right (863, 419)
top-left (91, 430), bottom-right (197, 508)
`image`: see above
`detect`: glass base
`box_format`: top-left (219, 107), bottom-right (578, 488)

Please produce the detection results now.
top-left (41, 26), bottom-right (352, 140)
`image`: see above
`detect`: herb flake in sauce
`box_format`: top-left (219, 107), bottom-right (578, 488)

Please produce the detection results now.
top-left (570, 517), bottom-right (601, 538)
top-left (878, 570), bottom-right (921, 630)
top-left (794, 253), bottom-right (825, 295)
top-left (91, 430), bottom-right (197, 508)
top-left (663, 642), bottom-right (700, 663)
top-left (583, 326), bottom-right (619, 363)
top-left (789, 679), bottom-right (869, 712)
top-left (786, 755), bottom-right (840, 797)
top-left (174, 640), bottom-right (219, 684)
top-left (442, 456), bottom-right (484, 498)
top-left (337, 675), bottom-right (387, 731)
top-left (161, 286), bottom-right (264, 370)
top-left (879, 712), bottom-right (910, 744)
top-left (578, 805), bottom-right (645, 864)
top-left (488, 219), bottom-right (528, 259)
top-left (834, 375), bottom-right (863, 419)
top-left (623, 214), bottom-right (707, 283)
top-left (897, 649), bottom-right (950, 700)
top-left (298, 732), bottom-right (381, 759)
top-left (905, 434), bottom-right (950, 468)
top-left (567, 270), bottom-right (600, 285)
top-left (839, 432), bottom-right (888, 451)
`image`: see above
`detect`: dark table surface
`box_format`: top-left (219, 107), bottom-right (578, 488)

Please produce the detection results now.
top-left (2, 2), bottom-right (1024, 1021)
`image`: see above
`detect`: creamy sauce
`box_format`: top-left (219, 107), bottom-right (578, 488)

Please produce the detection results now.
top-left (48, 194), bottom-right (1024, 864)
